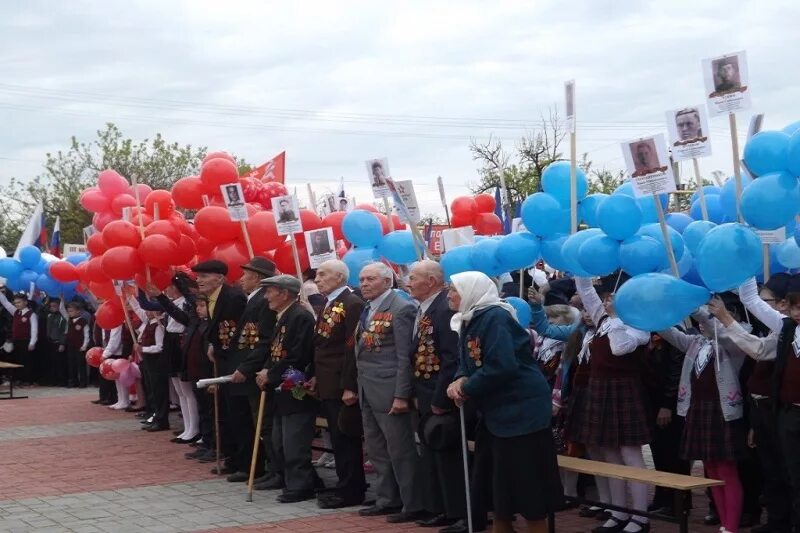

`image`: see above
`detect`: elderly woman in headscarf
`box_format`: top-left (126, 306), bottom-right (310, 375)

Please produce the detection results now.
top-left (446, 272), bottom-right (562, 533)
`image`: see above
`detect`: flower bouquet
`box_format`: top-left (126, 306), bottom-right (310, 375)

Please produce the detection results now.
top-left (276, 367), bottom-right (308, 400)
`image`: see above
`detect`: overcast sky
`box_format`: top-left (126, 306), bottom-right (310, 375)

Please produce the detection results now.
top-left (0, 0), bottom-right (797, 217)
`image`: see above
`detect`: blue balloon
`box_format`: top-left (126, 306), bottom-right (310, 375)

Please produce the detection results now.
top-left (720, 174), bottom-right (754, 221)
top-left (393, 289), bottom-right (412, 301)
top-left (777, 239), bottom-right (800, 269)
top-left (695, 223), bottom-right (763, 292)
top-left (689, 195), bottom-right (724, 224)
top-left (615, 273), bottom-right (710, 331)
top-left (540, 234), bottom-right (570, 272)
top-left (342, 210), bottom-right (383, 248)
top-left (690, 185), bottom-right (721, 204)
top-left (441, 246), bottom-right (475, 281)
top-left (579, 193), bottom-right (608, 227)
top-left (578, 234), bottom-right (621, 276)
top-left (638, 223), bottom-right (685, 266)
top-left (19, 268), bottom-right (38, 287)
top-left (741, 171), bottom-right (800, 230)
top-left (744, 130), bottom-right (791, 177)
top-left (66, 253), bottom-right (89, 266)
top-left (683, 220), bottom-right (717, 254)
top-left (666, 213), bottom-right (694, 234)
top-left (18, 246), bottom-right (41, 270)
top-left (784, 121), bottom-right (800, 136)
top-left (674, 247), bottom-right (694, 277)
top-left (36, 274), bottom-right (62, 298)
top-left (0, 258), bottom-right (23, 279)
top-left (541, 161), bottom-right (589, 207)
top-left (561, 229), bottom-right (602, 276)
top-left (505, 296), bottom-right (532, 327)
top-left (469, 239), bottom-right (505, 277)
top-left (597, 194), bottom-right (642, 240)
top-left (495, 232), bottom-right (540, 271)
top-left (788, 130), bottom-right (800, 177)
top-left (613, 181), bottom-right (669, 223)
top-left (377, 231), bottom-right (419, 265)
top-left (521, 193), bottom-right (570, 238)
top-left (619, 235), bottom-right (664, 276)
top-left (341, 247), bottom-right (380, 286)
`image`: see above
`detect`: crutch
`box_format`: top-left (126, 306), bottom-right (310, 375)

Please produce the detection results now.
top-left (247, 389), bottom-right (267, 502)
top-left (459, 404), bottom-right (473, 533)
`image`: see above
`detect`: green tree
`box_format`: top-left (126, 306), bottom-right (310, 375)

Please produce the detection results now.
top-left (0, 123), bottom-right (210, 249)
top-left (587, 168), bottom-right (626, 195)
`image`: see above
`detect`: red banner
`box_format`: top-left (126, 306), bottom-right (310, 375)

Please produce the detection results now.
top-left (241, 151), bottom-right (286, 184)
top-left (425, 224), bottom-right (449, 255)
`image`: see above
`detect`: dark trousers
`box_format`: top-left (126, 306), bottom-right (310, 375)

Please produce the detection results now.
top-left (751, 398), bottom-right (791, 530)
top-left (321, 399), bottom-right (366, 499)
top-left (66, 347), bottom-right (87, 388)
top-left (248, 390), bottom-right (276, 476)
top-left (141, 352), bottom-right (170, 426)
top-left (273, 410), bottom-right (316, 492)
top-left (778, 406), bottom-right (800, 529)
top-left (649, 413), bottom-right (691, 509)
top-left (11, 340), bottom-right (34, 383)
top-left (418, 425), bottom-right (467, 519)
top-left (227, 392), bottom-right (264, 476)
top-left (470, 418), bottom-right (492, 530)
top-left (194, 385), bottom-right (214, 449)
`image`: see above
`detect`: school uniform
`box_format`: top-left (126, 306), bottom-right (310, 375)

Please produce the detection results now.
top-left (0, 293), bottom-right (38, 383)
top-left (96, 326), bottom-right (117, 404)
top-left (138, 318), bottom-right (168, 428)
top-left (44, 308), bottom-right (67, 385)
top-left (64, 315), bottom-right (90, 388)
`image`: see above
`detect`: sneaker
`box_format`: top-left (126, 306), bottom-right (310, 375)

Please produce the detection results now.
top-left (313, 452), bottom-right (335, 467)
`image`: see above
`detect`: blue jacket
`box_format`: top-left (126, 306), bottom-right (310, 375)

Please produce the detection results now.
top-left (456, 306), bottom-right (551, 437)
top-left (529, 302), bottom-right (577, 342)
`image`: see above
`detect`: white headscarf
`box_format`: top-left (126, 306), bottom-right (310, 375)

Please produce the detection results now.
top-left (449, 271), bottom-right (517, 333)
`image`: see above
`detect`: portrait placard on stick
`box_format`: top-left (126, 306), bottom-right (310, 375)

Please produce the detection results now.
top-left (702, 50), bottom-right (751, 117)
top-left (755, 228), bottom-right (786, 245)
top-left (271, 195), bottom-right (303, 236)
top-left (366, 157), bottom-right (390, 199)
top-left (564, 80), bottom-right (576, 133)
top-left (665, 106), bottom-right (712, 161)
top-left (220, 183), bottom-right (248, 222)
top-left (394, 179), bottom-right (420, 224)
top-left (621, 133), bottom-right (676, 197)
top-left (305, 227), bottom-right (337, 268)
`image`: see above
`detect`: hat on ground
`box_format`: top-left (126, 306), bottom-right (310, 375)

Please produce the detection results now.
top-left (241, 257), bottom-right (277, 278)
top-left (191, 260), bottom-right (228, 276)
top-left (259, 274), bottom-right (302, 294)
top-left (418, 411), bottom-right (460, 452)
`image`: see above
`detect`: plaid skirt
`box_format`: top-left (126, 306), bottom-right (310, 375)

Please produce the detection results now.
top-left (574, 375), bottom-right (653, 448)
top-left (562, 382), bottom-right (590, 444)
top-left (680, 398), bottom-right (747, 461)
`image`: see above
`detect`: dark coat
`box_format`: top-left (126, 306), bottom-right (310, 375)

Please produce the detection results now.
top-left (411, 291), bottom-right (459, 413)
top-left (207, 284), bottom-right (247, 359)
top-left (264, 301), bottom-right (317, 415)
top-left (310, 288), bottom-right (364, 400)
top-left (225, 288), bottom-right (276, 396)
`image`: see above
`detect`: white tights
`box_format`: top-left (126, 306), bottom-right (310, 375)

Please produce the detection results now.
top-left (589, 445), bottom-right (649, 527)
top-left (171, 377), bottom-right (199, 439)
top-left (114, 380), bottom-right (130, 407)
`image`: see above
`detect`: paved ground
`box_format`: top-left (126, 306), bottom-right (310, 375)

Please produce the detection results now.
top-left (0, 385), bottom-right (744, 532)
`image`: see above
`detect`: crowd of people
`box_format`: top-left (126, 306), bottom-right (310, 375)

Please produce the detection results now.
top-left (4, 254), bottom-right (800, 533)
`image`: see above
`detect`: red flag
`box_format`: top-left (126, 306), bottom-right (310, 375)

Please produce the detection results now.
top-left (241, 151), bottom-right (286, 184)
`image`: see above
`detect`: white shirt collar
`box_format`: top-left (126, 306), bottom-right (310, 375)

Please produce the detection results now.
top-left (368, 289), bottom-right (393, 310)
top-left (418, 291), bottom-right (441, 315)
top-left (326, 286), bottom-right (348, 303)
top-left (247, 288), bottom-right (261, 301)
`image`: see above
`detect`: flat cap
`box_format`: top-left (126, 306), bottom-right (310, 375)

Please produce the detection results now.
top-left (241, 257), bottom-right (277, 278)
top-left (259, 274), bottom-right (301, 294)
top-left (191, 260), bottom-right (228, 276)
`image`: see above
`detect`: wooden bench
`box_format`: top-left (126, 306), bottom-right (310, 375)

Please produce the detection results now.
top-left (0, 361), bottom-right (27, 400)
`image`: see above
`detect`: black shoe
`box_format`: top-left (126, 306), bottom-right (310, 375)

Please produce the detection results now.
top-left (579, 506), bottom-right (604, 518)
top-left (226, 472), bottom-right (249, 483)
top-left (197, 452), bottom-right (220, 463)
top-left (624, 520), bottom-right (650, 533)
top-left (253, 475), bottom-right (285, 491)
top-left (387, 510), bottom-right (431, 524)
top-left (750, 525), bottom-right (772, 533)
top-left (145, 423), bottom-right (170, 432)
top-left (317, 493), bottom-right (365, 509)
top-left (649, 506), bottom-right (674, 517)
top-left (136, 412), bottom-right (150, 419)
top-left (358, 504), bottom-right (402, 517)
top-left (91, 399), bottom-right (103, 404)
top-left (417, 514), bottom-right (454, 528)
top-left (172, 430), bottom-right (183, 436)
top-left (277, 489), bottom-right (315, 503)
top-left (592, 517), bottom-right (629, 533)
top-left (440, 519), bottom-right (485, 533)
top-left (704, 511), bottom-right (721, 526)
top-left (171, 434), bottom-right (201, 444)
top-left (140, 416), bottom-right (154, 425)
top-left (99, 399), bottom-right (115, 405)
top-left (185, 448), bottom-right (208, 459)
top-left (210, 465), bottom-right (235, 475)
top-left (124, 406), bottom-right (145, 412)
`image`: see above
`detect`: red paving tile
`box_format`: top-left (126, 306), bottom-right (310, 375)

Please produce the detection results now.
top-left (0, 391), bottom-right (122, 427)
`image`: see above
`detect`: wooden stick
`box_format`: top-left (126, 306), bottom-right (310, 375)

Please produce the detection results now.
top-left (131, 175), bottom-right (152, 285)
top-left (240, 221), bottom-right (255, 259)
top-left (570, 131), bottom-right (578, 234)
top-left (289, 234), bottom-right (304, 284)
top-left (692, 158), bottom-right (709, 221)
top-left (118, 293), bottom-right (137, 344)
top-left (383, 197), bottom-right (395, 232)
top-left (654, 194), bottom-right (680, 277)
top-left (729, 113), bottom-right (744, 222)
top-left (763, 244), bottom-right (770, 283)
top-left (437, 176), bottom-right (451, 227)
top-left (213, 361), bottom-right (221, 475)
top-left (246, 390), bottom-right (267, 502)
top-left (518, 269), bottom-right (525, 299)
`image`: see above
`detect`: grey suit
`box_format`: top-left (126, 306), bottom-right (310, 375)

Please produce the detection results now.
top-left (356, 290), bottom-right (422, 512)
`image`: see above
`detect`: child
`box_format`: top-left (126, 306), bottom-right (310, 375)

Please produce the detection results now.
top-left (0, 291), bottom-right (38, 385)
top-left (102, 325), bottom-right (129, 409)
top-left (129, 293), bottom-right (168, 431)
top-left (658, 296), bottom-right (748, 533)
top-left (60, 301), bottom-right (89, 388)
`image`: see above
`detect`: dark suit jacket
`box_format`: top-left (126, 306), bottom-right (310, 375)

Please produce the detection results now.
top-left (264, 301), bottom-right (317, 415)
top-left (310, 288), bottom-right (364, 400)
top-left (226, 288), bottom-right (276, 396)
top-left (411, 291), bottom-right (459, 413)
top-left (207, 284), bottom-right (247, 359)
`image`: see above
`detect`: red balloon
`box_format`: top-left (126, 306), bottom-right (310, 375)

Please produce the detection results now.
top-left (131, 213), bottom-right (154, 227)
top-left (354, 203), bottom-right (379, 213)
top-left (273, 240), bottom-right (309, 277)
top-left (474, 193), bottom-right (496, 213)
top-left (128, 183), bottom-right (152, 201)
top-left (375, 213), bottom-right (390, 235)
top-left (195, 237), bottom-right (215, 259)
top-left (246, 212), bottom-right (284, 251)
top-left (139, 235), bottom-right (179, 269)
top-left (212, 241), bottom-right (250, 282)
top-left (239, 177), bottom-right (263, 203)
top-left (101, 246), bottom-right (143, 280)
top-left (76, 262), bottom-right (90, 285)
top-left (200, 158), bottom-right (239, 191)
top-left (194, 206), bottom-right (239, 244)
top-left (85, 257), bottom-right (111, 283)
top-left (102, 220), bottom-right (141, 248)
top-left (144, 220), bottom-right (180, 243)
top-left (80, 188), bottom-right (111, 213)
top-left (451, 196), bottom-right (478, 217)
top-left (299, 209), bottom-right (322, 231)
top-left (321, 211), bottom-right (347, 241)
top-left (144, 190), bottom-right (175, 218)
top-left (50, 261), bottom-right (79, 283)
top-left (92, 211), bottom-right (116, 232)
top-left (97, 170), bottom-right (130, 197)
top-left (262, 181), bottom-right (288, 198)
top-left (202, 151), bottom-right (236, 165)
top-left (450, 211), bottom-right (474, 228)
top-left (99, 358), bottom-right (120, 380)
top-left (391, 214), bottom-right (407, 230)
top-left (86, 233), bottom-right (107, 256)
top-left (89, 281), bottom-right (117, 301)
top-left (135, 268), bottom-right (173, 291)
top-left (171, 176), bottom-right (205, 210)
top-left (85, 347), bottom-right (104, 368)
top-left (110, 194), bottom-right (138, 216)
top-left (174, 234), bottom-right (197, 265)
top-left (473, 213), bottom-right (503, 235)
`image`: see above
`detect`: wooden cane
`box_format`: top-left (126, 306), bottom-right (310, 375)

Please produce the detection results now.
top-left (247, 389), bottom-right (267, 502)
top-left (213, 361), bottom-right (222, 475)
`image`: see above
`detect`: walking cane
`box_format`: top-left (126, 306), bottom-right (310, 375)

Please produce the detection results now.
top-left (247, 389), bottom-right (267, 502)
top-left (459, 404), bottom-right (474, 533)
top-left (213, 362), bottom-right (222, 476)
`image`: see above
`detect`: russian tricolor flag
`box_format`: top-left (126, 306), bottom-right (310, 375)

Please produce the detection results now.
top-left (50, 216), bottom-right (61, 258)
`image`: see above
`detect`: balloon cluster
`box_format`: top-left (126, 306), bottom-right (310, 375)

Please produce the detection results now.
top-left (0, 246), bottom-right (84, 299)
top-left (450, 193), bottom-right (503, 235)
top-left (340, 209), bottom-right (409, 286)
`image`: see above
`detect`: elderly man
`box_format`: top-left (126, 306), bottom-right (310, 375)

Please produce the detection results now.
top-left (309, 260), bottom-right (366, 509)
top-left (406, 260), bottom-right (466, 532)
top-left (255, 275), bottom-right (317, 503)
top-left (355, 263), bottom-right (426, 523)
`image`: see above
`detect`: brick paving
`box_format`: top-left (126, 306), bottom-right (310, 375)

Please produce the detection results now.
top-left (0, 386), bottom-right (744, 532)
